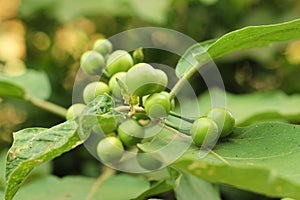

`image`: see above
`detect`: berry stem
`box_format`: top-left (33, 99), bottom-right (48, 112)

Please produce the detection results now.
top-left (27, 96), bottom-right (67, 118)
top-left (169, 111), bottom-right (194, 123)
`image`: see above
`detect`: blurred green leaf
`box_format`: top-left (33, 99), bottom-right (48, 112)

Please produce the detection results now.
top-left (0, 81), bottom-right (25, 99)
top-left (172, 170), bottom-right (221, 200)
top-left (141, 122), bottom-right (300, 199)
top-left (5, 120), bottom-right (81, 200)
top-left (176, 18), bottom-right (300, 77)
top-left (93, 174), bottom-right (149, 200)
top-left (197, 88), bottom-right (300, 125)
top-left (13, 174), bottom-right (149, 200)
top-left (0, 149), bottom-right (7, 189)
top-left (0, 69), bottom-right (51, 99)
top-left (14, 176), bottom-right (95, 200)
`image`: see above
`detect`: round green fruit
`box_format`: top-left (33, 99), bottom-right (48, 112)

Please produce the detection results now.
top-left (66, 103), bottom-right (86, 120)
top-left (93, 39), bottom-right (112, 55)
top-left (154, 69), bottom-right (168, 93)
top-left (118, 119), bottom-right (144, 147)
top-left (126, 63), bottom-right (159, 96)
top-left (83, 81), bottom-right (110, 104)
top-left (97, 136), bottom-right (124, 163)
top-left (94, 116), bottom-right (118, 135)
top-left (136, 151), bottom-right (162, 170)
top-left (106, 50), bottom-right (133, 76)
top-left (190, 117), bottom-right (219, 146)
top-left (80, 51), bottom-right (105, 75)
top-left (207, 108), bottom-right (235, 138)
top-left (144, 92), bottom-right (171, 118)
top-left (108, 72), bottom-right (127, 99)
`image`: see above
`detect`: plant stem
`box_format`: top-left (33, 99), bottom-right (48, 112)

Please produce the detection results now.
top-left (169, 55), bottom-right (209, 100)
top-left (86, 166), bottom-right (116, 200)
top-left (27, 97), bottom-right (67, 118)
top-left (169, 111), bottom-right (194, 123)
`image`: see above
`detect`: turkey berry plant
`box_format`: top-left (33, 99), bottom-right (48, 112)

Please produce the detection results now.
top-left (3, 19), bottom-right (300, 200)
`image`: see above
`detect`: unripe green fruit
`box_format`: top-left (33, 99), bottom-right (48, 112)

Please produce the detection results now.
top-left (126, 63), bottom-right (159, 96)
top-left (144, 92), bottom-right (171, 118)
top-left (106, 50), bottom-right (133, 76)
top-left (190, 117), bottom-right (219, 146)
top-left (80, 51), bottom-right (105, 75)
top-left (66, 103), bottom-right (86, 120)
top-left (108, 72), bottom-right (127, 99)
top-left (97, 136), bottom-right (124, 163)
top-left (118, 119), bottom-right (144, 147)
top-left (93, 39), bottom-right (112, 55)
top-left (136, 152), bottom-right (162, 170)
top-left (207, 108), bottom-right (235, 138)
top-left (154, 69), bottom-right (168, 93)
top-left (83, 81), bottom-right (110, 104)
top-left (94, 116), bottom-right (118, 135)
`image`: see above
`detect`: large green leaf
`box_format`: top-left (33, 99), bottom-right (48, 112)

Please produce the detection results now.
top-left (176, 18), bottom-right (300, 77)
top-left (140, 122), bottom-right (300, 199)
top-left (196, 88), bottom-right (300, 125)
top-left (0, 69), bottom-right (51, 99)
top-left (5, 120), bottom-right (81, 200)
top-left (13, 174), bottom-right (149, 200)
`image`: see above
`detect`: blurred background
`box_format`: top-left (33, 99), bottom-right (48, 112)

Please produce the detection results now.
top-left (1, 0), bottom-right (300, 180)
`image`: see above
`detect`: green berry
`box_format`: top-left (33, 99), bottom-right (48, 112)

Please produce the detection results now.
top-left (108, 72), bottom-right (127, 99)
top-left (93, 39), bottom-right (112, 55)
top-left (66, 103), bottom-right (86, 120)
top-left (80, 51), bottom-right (105, 75)
top-left (118, 119), bottom-right (144, 147)
top-left (144, 92), bottom-right (171, 118)
top-left (106, 50), bottom-right (133, 76)
top-left (97, 136), bottom-right (124, 163)
top-left (126, 63), bottom-right (159, 96)
top-left (190, 117), bottom-right (219, 146)
top-left (83, 81), bottom-right (110, 104)
top-left (207, 108), bottom-right (235, 138)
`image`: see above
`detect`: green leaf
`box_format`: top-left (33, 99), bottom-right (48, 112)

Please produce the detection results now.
top-left (171, 170), bottom-right (221, 200)
top-left (0, 81), bottom-right (25, 99)
top-left (171, 122), bottom-right (300, 199)
top-left (197, 88), bottom-right (300, 125)
top-left (5, 120), bottom-right (81, 200)
top-left (133, 180), bottom-right (173, 200)
top-left (176, 19), bottom-right (300, 77)
top-left (12, 174), bottom-right (149, 200)
top-left (0, 69), bottom-right (51, 99)
top-left (93, 174), bottom-right (149, 200)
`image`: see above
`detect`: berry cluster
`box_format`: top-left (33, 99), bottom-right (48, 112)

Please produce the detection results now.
top-left (65, 38), bottom-right (236, 167)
